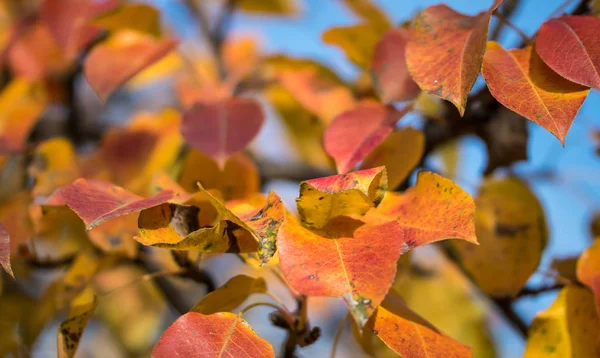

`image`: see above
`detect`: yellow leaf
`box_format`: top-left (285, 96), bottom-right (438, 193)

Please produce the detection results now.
top-left (191, 275), bottom-right (267, 314)
top-left (322, 23), bottom-right (383, 69)
top-left (235, 0), bottom-right (298, 16)
top-left (57, 289), bottom-right (97, 358)
top-left (92, 3), bottom-right (161, 36)
top-left (29, 138), bottom-right (79, 197)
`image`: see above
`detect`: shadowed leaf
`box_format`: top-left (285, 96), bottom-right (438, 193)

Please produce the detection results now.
top-left (152, 312), bottom-right (275, 357)
top-left (482, 42), bottom-right (589, 144)
top-left (29, 138), bottom-right (79, 197)
top-left (324, 102), bottom-right (411, 173)
top-left (57, 289), bottom-right (97, 358)
top-left (297, 166), bottom-right (387, 228)
top-left (191, 275), bottom-right (267, 315)
top-left (536, 16), bottom-right (600, 90)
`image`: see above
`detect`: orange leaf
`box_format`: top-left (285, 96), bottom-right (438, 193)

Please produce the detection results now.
top-left (297, 166), bottom-right (387, 228)
top-left (84, 30), bottom-right (177, 101)
top-left (577, 240), bottom-right (600, 316)
top-left (180, 98), bottom-right (264, 166)
top-left (152, 312), bottom-right (275, 358)
top-left (406, 1), bottom-right (502, 115)
top-left (0, 224), bottom-right (12, 278)
top-left (375, 171), bottom-right (477, 249)
top-left (50, 178), bottom-right (174, 229)
top-left (278, 216), bottom-right (405, 327)
top-left (482, 42), bottom-right (589, 144)
top-left (368, 290), bottom-right (471, 358)
top-left (324, 103), bottom-right (410, 174)
top-left (371, 28), bottom-right (420, 103)
top-left (536, 16), bottom-right (600, 90)
top-left (41, 0), bottom-right (118, 58)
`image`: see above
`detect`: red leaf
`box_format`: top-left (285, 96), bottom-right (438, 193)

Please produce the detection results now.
top-left (180, 98), bottom-right (264, 165)
top-left (50, 178), bottom-right (174, 229)
top-left (0, 224), bottom-right (13, 278)
top-left (84, 31), bottom-right (177, 101)
top-left (152, 312), bottom-right (274, 358)
top-left (536, 16), bottom-right (600, 90)
top-left (324, 102), bottom-right (410, 173)
top-left (406, 1), bottom-right (502, 115)
top-left (278, 217), bottom-right (404, 327)
top-left (371, 28), bottom-right (420, 103)
top-left (482, 42), bottom-right (589, 144)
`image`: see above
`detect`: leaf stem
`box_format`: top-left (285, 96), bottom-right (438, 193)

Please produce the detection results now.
top-left (331, 312), bottom-right (349, 358)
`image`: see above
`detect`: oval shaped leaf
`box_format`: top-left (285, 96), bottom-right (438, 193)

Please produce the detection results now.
top-left (191, 275), bottom-right (267, 315)
top-left (324, 103), bottom-right (410, 174)
top-left (482, 42), bottom-right (589, 144)
top-left (536, 16), bottom-right (600, 90)
top-left (180, 98), bottom-right (264, 165)
top-left (152, 312), bottom-right (275, 358)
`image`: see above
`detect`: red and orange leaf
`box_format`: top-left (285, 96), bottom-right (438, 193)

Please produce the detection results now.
top-left (536, 16), bottom-right (600, 90)
top-left (84, 30), bottom-right (177, 101)
top-left (367, 290), bottom-right (471, 358)
top-left (41, 0), bottom-right (118, 58)
top-left (180, 98), bottom-right (264, 166)
top-left (482, 42), bottom-right (589, 144)
top-left (152, 312), bottom-right (274, 358)
top-left (324, 102), bottom-right (410, 173)
top-left (375, 171), bottom-right (477, 250)
top-left (278, 216), bottom-right (405, 327)
top-left (406, 1), bottom-right (502, 115)
top-left (297, 166), bottom-right (387, 228)
top-left (0, 224), bottom-right (12, 278)
top-left (51, 178), bottom-right (174, 229)
top-left (577, 240), bottom-right (600, 316)
top-left (371, 28), bottom-right (420, 103)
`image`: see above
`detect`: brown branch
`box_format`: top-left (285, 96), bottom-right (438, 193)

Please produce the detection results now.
top-left (493, 298), bottom-right (529, 337)
top-left (517, 283), bottom-right (564, 297)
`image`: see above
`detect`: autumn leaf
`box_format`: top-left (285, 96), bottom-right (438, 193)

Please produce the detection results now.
top-left (448, 177), bottom-right (547, 297)
top-left (58, 252), bottom-right (101, 305)
top-left (191, 275), bottom-right (267, 315)
top-left (0, 224), bottom-right (12, 278)
top-left (536, 16), bottom-right (600, 90)
top-left (92, 3), bottom-right (161, 37)
top-left (29, 138), bottom-right (79, 197)
top-left (371, 28), bottom-right (421, 103)
top-left (180, 98), bottom-right (264, 166)
top-left (324, 102), bottom-right (411, 174)
top-left (366, 290), bottom-right (471, 358)
top-left (359, 128), bottom-right (424, 189)
top-left (278, 216), bottom-right (405, 327)
top-left (0, 78), bottom-right (47, 154)
top-left (524, 285), bottom-right (600, 357)
top-left (57, 289), bottom-right (98, 358)
top-left (341, 0), bottom-right (392, 30)
top-left (482, 42), bottom-right (589, 144)
top-left (323, 23), bottom-right (383, 69)
top-left (296, 166), bottom-right (387, 228)
top-left (577, 240), bottom-right (600, 316)
top-left (376, 171), bottom-right (477, 249)
top-left (406, 1), bottom-right (503, 115)
top-left (84, 30), bottom-right (177, 101)
top-left (50, 178), bottom-right (174, 229)
top-left (152, 312), bottom-right (275, 358)
top-left (41, 0), bottom-right (118, 58)
top-left (234, 0), bottom-right (297, 16)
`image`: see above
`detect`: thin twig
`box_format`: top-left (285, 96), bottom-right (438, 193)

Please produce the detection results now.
top-left (493, 11), bottom-right (532, 44)
top-left (549, 0), bottom-right (577, 17)
top-left (331, 312), bottom-right (349, 358)
top-left (517, 283), bottom-right (564, 297)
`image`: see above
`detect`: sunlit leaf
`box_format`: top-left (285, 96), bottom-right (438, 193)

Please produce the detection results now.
top-left (191, 275), bottom-right (267, 315)
top-left (0, 78), bottom-right (47, 154)
top-left (322, 23), bottom-right (383, 69)
top-left (296, 166), bottom-right (387, 228)
top-left (235, 0), bottom-right (297, 16)
top-left (359, 128), bottom-right (424, 189)
top-left (0, 224), bottom-right (12, 278)
top-left (92, 3), bottom-right (161, 36)
top-left (536, 16), bottom-right (600, 90)
top-left (366, 290), bottom-right (471, 358)
top-left (84, 30), bottom-right (177, 101)
top-left (375, 171), bottom-right (477, 249)
top-left (371, 28), bottom-right (421, 103)
top-left (152, 312), bottom-right (275, 357)
top-left (577, 240), bottom-right (600, 316)
top-left (482, 42), bottom-right (589, 144)
top-left (50, 178), bottom-right (174, 229)
top-left (57, 289), bottom-right (98, 358)
top-left (448, 177), bottom-right (547, 297)
top-left (180, 98), bottom-right (264, 166)
top-left (341, 0), bottom-right (391, 30)
top-left (278, 216), bottom-right (405, 327)
top-left (406, 1), bottom-right (503, 115)
top-left (324, 102), bottom-right (410, 174)
top-left (524, 285), bottom-right (600, 357)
